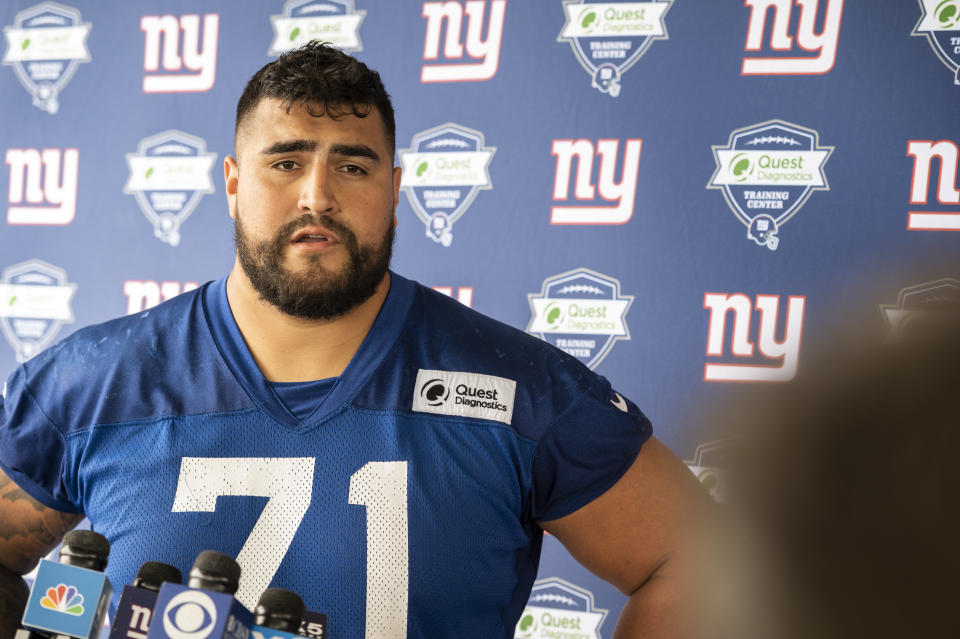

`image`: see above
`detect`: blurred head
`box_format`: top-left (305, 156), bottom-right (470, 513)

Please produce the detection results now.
top-left (694, 310), bottom-right (960, 639)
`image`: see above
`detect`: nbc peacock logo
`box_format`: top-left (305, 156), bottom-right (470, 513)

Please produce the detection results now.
top-left (40, 583), bottom-right (84, 615)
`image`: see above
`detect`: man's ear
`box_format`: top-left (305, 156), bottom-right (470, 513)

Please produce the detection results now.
top-left (224, 156), bottom-right (239, 220)
top-left (392, 165), bottom-right (402, 227)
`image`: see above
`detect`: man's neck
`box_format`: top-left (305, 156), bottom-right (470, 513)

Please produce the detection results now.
top-left (224, 261), bottom-right (391, 382)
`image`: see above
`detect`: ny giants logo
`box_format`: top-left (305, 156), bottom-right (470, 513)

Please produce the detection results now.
top-left (703, 292), bottom-right (805, 382)
top-left (550, 138), bottom-right (642, 225)
top-left (432, 286), bottom-right (474, 307)
top-left (141, 13), bottom-right (218, 93)
top-left (742, 0), bottom-right (844, 75)
top-left (421, 0), bottom-right (506, 82)
top-left (124, 280), bottom-right (198, 315)
top-left (906, 139), bottom-right (960, 231)
top-left (5, 148), bottom-right (78, 225)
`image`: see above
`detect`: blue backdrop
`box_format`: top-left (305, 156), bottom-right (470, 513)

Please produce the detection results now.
top-left (3, 1), bottom-right (959, 635)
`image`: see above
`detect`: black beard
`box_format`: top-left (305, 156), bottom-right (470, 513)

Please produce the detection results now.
top-left (234, 209), bottom-right (393, 320)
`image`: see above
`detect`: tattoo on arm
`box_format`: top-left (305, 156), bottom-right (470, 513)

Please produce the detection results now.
top-left (0, 472), bottom-right (84, 574)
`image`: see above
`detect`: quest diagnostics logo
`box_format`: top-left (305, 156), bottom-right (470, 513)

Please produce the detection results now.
top-left (527, 268), bottom-right (632, 370)
top-left (412, 369), bottom-right (516, 425)
top-left (40, 583), bottom-right (84, 615)
top-left (913, 0), bottom-right (960, 84)
top-left (708, 120), bottom-right (832, 251)
top-left (558, 0), bottom-right (672, 97)
top-left (124, 130), bottom-right (217, 247)
top-left (0, 259), bottom-right (76, 363)
top-left (399, 123), bottom-right (495, 246)
top-left (514, 577), bottom-right (607, 639)
top-left (2, 2), bottom-right (91, 114)
top-left (268, 0), bottom-right (365, 56)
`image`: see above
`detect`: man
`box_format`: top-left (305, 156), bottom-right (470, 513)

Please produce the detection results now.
top-left (0, 43), bottom-right (704, 638)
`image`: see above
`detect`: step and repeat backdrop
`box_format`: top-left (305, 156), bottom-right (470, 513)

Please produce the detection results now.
top-left (2, 0), bottom-right (959, 635)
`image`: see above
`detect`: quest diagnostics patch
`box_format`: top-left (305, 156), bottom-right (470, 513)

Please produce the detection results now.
top-left (412, 369), bottom-right (516, 425)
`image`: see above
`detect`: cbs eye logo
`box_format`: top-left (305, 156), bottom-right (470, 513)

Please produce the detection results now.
top-left (162, 591), bottom-right (218, 639)
top-left (420, 378), bottom-right (449, 407)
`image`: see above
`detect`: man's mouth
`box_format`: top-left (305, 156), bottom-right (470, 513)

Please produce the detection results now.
top-left (292, 227), bottom-right (338, 244)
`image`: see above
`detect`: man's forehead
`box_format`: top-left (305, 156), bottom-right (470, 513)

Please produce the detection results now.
top-left (237, 98), bottom-right (386, 151)
top-left (234, 97), bottom-right (392, 157)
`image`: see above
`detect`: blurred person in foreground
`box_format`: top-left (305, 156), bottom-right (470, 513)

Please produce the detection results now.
top-left (693, 302), bottom-right (960, 639)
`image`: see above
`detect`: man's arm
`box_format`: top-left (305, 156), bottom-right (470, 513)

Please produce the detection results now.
top-left (0, 468), bottom-right (84, 639)
top-left (538, 437), bottom-right (710, 639)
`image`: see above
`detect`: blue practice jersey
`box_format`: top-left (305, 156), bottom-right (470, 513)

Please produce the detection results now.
top-left (0, 272), bottom-right (651, 638)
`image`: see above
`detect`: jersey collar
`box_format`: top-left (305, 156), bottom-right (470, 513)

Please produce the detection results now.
top-left (202, 270), bottom-right (414, 428)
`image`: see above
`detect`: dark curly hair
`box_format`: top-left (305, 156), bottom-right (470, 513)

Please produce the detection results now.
top-left (235, 42), bottom-right (396, 154)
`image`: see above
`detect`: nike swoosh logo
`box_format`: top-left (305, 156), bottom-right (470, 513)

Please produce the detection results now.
top-left (611, 392), bottom-right (628, 412)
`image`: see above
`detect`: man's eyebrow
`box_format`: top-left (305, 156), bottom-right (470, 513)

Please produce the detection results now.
top-left (330, 143), bottom-right (380, 163)
top-left (261, 139), bottom-right (316, 155)
top-left (259, 140), bottom-right (380, 163)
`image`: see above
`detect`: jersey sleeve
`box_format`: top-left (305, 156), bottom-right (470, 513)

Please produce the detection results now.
top-left (528, 377), bottom-right (652, 522)
top-left (0, 365), bottom-right (81, 513)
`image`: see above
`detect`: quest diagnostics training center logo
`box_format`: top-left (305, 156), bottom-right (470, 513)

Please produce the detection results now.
top-left (913, 0), bottom-right (960, 84)
top-left (558, 0), bottom-right (672, 97)
top-left (514, 577), bottom-right (608, 639)
top-left (527, 268), bottom-right (632, 370)
top-left (124, 130), bottom-right (217, 247)
top-left (399, 123), bottom-right (495, 247)
top-left (708, 120), bottom-right (832, 251)
top-left (268, 0), bottom-right (365, 56)
top-left (0, 259), bottom-right (76, 363)
top-left (2, 1), bottom-right (91, 114)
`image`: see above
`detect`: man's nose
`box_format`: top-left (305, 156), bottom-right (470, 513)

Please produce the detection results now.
top-left (298, 164), bottom-right (337, 214)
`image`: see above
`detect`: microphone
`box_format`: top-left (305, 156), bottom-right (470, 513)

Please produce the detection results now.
top-left (146, 551), bottom-right (253, 639)
top-left (19, 530), bottom-right (113, 639)
top-left (296, 611), bottom-right (327, 639)
top-left (251, 589), bottom-right (303, 639)
top-left (109, 561), bottom-right (183, 639)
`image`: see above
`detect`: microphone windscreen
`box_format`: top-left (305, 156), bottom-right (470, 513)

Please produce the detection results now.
top-left (188, 550), bottom-right (241, 594)
top-left (255, 588), bottom-right (305, 632)
top-left (132, 561), bottom-right (182, 592)
top-left (59, 530), bottom-right (110, 571)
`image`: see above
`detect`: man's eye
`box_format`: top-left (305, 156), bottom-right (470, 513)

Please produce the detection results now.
top-left (274, 161), bottom-right (298, 171)
top-left (341, 164), bottom-right (366, 175)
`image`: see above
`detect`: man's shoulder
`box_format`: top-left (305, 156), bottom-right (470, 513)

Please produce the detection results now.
top-left (37, 282), bottom-right (208, 366)
top-left (375, 278), bottom-right (619, 436)
top-left (12, 283), bottom-right (240, 431)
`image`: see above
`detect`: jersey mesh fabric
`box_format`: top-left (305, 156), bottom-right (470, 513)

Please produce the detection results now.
top-left (0, 272), bottom-right (651, 638)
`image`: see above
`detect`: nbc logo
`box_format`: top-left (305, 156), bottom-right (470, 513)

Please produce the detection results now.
top-left (41, 583), bottom-right (84, 615)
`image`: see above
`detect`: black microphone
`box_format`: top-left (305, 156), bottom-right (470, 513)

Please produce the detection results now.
top-left (252, 589), bottom-right (304, 639)
top-left (146, 551), bottom-right (253, 639)
top-left (296, 610), bottom-right (327, 639)
top-left (109, 561), bottom-right (183, 639)
top-left (19, 530), bottom-right (113, 639)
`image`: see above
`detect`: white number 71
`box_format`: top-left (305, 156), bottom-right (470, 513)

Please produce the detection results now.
top-left (173, 457), bottom-right (408, 638)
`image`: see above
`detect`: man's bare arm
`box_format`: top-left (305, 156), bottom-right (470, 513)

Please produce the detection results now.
top-left (539, 437), bottom-right (711, 638)
top-left (0, 469), bottom-right (84, 639)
